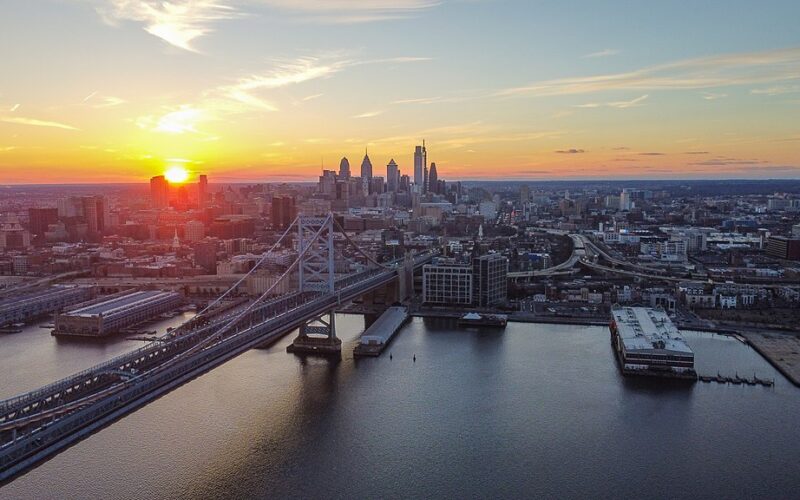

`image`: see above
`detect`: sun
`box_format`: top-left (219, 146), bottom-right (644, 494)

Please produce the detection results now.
top-left (164, 166), bottom-right (189, 183)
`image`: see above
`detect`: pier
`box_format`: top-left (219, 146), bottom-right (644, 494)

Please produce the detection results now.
top-left (353, 306), bottom-right (410, 357)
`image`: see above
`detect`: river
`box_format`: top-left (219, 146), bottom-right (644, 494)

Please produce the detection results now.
top-left (1, 315), bottom-right (799, 499)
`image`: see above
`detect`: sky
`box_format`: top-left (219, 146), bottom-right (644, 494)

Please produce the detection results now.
top-left (1, 0), bottom-right (799, 183)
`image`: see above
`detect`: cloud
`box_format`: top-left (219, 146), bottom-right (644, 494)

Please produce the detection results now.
top-left (9, 104), bottom-right (19, 112)
top-left (83, 91), bottom-right (127, 108)
top-left (0, 116), bottom-right (80, 130)
top-left (353, 110), bottom-right (384, 118)
top-left (97, 0), bottom-right (239, 52)
top-left (638, 152), bottom-right (665, 156)
top-left (689, 157), bottom-right (768, 166)
top-left (702, 92), bottom-right (727, 100)
top-left (575, 94), bottom-right (649, 109)
top-left (499, 47), bottom-right (800, 96)
top-left (255, 0), bottom-right (441, 23)
top-left (750, 85), bottom-right (800, 95)
top-left (684, 151), bottom-right (709, 155)
top-left (392, 96), bottom-right (443, 105)
top-left (583, 49), bottom-right (619, 58)
top-left (301, 93), bottom-right (323, 101)
top-left (136, 105), bottom-right (204, 133)
top-left (555, 148), bottom-right (584, 154)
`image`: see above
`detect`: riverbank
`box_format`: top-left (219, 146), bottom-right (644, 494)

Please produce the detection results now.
top-left (412, 308), bottom-right (800, 388)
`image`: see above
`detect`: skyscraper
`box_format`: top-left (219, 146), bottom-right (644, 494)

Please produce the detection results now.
top-left (360, 150), bottom-right (373, 180)
top-left (81, 196), bottom-right (105, 234)
top-left (428, 162), bottom-right (438, 194)
top-left (413, 141), bottom-right (427, 186)
top-left (386, 159), bottom-right (399, 192)
top-left (28, 208), bottom-right (58, 236)
top-left (339, 157), bottom-right (351, 179)
top-left (150, 175), bottom-right (169, 208)
top-left (198, 174), bottom-right (208, 209)
top-left (271, 196), bottom-right (296, 231)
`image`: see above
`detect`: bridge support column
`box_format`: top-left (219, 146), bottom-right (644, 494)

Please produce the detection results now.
top-left (287, 310), bottom-right (342, 357)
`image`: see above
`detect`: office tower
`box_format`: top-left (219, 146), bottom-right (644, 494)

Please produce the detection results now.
top-left (271, 196), bottom-right (296, 231)
top-left (184, 220), bottom-right (205, 242)
top-left (57, 197), bottom-right (84, 218)
top-left (386, 159), bottom-right (399, 192)
top-left (318, 170), bottom-right (337, 197)
top-left (28, 208), bottom-right (58, 236)
top-left (150, 175), bottom-right (170, 208)
top-left (360, 150), bottom-right (373, 180)
top-left (339, 157), bottom-right (351, 179)
top-left (194, 241), bottom-right (218, 274)
top-left (472, 254), bottom-right (508, 307)
top-left (520, 185), bottom-right (530, 203)
top-left (428, 162), bottom-right (438, 194)
top-left (81, 196), bottom-right (105, 234)
top-left (198, 174), bottom-right (208, 209)
top-left (423, 164), bottom-right (429, 194)
top-left (400, 174), bottom-right (410, 192)
top-left (413, 141), bottom-right (427, 186)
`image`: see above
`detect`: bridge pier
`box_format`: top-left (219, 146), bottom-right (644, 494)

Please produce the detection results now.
top-left (287, 310), bottom-right (342, 357)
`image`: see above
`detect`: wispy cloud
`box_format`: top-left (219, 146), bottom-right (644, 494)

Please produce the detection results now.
top-left (750, 85), bottom-right (800, 95)
top-left (136, 105), bottom-right (204, 134)
top-left (555, 148), bottom-right (585, 154)
top-left (9, 104), bottom-right (19, 112)
top-left (353, 110), bottom-right (384, 119)
top-left (575, 94), bottom-right (649, 109)
top-left (499, 47), bottom-right (800, 96)
top-left (97, 0), bottom-right (239, 52)
top-left (214, 54), bottom-right (428, 112)
top-left (639, 152), bottom-right (665, 156)
top-left (0, 116), bottom-right (80, 131)
top-left (702, 92), bottom-right (727, 100)
top-left (301, 93), bottom-right (324, 101)
top-left (83, 91), bottom-right (127, 108)
top-left (583, 49), bottom-right (619, 58)
top-left (256, 0), bottom-right (441, 23)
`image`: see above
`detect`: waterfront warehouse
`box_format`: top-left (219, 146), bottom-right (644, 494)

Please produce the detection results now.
top-left (610, 305), bottom-right (696, 380)
top-left (55, 290), bottom-right (182, 337)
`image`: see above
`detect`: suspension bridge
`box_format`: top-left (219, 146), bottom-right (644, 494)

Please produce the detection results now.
top-left (0, 214), bottom-right (434, 482)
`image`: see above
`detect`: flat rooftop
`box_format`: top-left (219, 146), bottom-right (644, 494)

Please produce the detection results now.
top-left (67, 291), bottom-right (178, 318)
top-left (612, 306), bottom-right (692, 354)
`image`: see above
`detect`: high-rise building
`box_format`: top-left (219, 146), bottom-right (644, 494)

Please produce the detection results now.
top-left (360, 150), bottom-right (373, 180)
top-left (386, 159), bottom-right (399, 192)
top-left (271, 196), bottom-right (296, 231)
top-left (150, 175), bottom-right (170, 208)
top-left (57, 197), bottom-right (84, 218)
top-left (428, 162), bottom-right (438, 194)
top-left (28, 208), bottom-right (58, 236)
top-left (81, 196), bottom-right (105, 234)
top-left (318, 170), bottom-right (337, 197)
top-left (339, 157), bottom-right (351, 179)
top-left (472, 254), bottom-right (508, 307)
top-left (184, 220), bottom-right (205, 242)
top-left (413, 141), bottom-right (427, 186)
top-left (198, 174), bottom-right (208, 209)
top-left (194, 241), bottom-right (218, 274)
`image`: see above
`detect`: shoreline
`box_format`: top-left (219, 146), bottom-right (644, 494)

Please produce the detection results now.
top-left (410, 308), bottom-right (800, 388)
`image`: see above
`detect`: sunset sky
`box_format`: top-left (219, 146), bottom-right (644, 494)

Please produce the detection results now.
top-left (1, 0), bottom-right (799, 183)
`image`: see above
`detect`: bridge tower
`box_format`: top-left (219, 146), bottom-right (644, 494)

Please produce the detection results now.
top-left (287, 215), bottom-right (342, 356)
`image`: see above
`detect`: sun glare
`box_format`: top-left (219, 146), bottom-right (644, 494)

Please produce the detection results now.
top-left (164, 166), bottom-right (189, 183)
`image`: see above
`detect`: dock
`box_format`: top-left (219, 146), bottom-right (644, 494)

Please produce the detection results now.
top-left (698, 373), bottom-right (774, 387)
top-left (353, 306), bottom-right (409, 357)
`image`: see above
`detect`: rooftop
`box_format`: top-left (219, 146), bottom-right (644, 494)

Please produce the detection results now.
top-left (612, 306), bottom-right (693, 354)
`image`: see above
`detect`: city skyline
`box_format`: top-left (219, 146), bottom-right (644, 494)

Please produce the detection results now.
top-left (1, 1), bottom-right (800, 183)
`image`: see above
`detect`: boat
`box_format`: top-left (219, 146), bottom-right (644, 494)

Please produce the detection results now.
top-left (457, 312), bottom-right (507, 328)
top-left (0, 325), bottom-right (23, 334)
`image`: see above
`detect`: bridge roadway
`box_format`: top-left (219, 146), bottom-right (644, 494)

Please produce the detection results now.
top-left (0, 255), bottom-right (432, 482)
